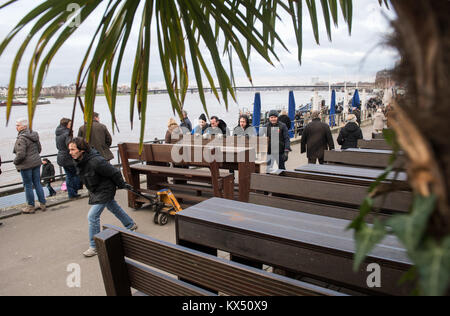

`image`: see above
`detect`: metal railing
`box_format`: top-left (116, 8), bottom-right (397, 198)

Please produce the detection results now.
top-left (0, 138), bottom-right (164, 195)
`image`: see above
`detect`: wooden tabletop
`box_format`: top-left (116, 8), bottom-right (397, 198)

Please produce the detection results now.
top-left (177, 198), bottom-right (411, 266)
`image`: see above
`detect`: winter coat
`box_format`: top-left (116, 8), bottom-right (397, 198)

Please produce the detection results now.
top-left (337, 122), bottom-right (363, 149)
top-left (78, 121), bottom-right (114, 161)
top-left (301, 118), bottom-right (335, 160)
top-left (74, 149), bottom-right (126, 205)
top-left (180, 118), bottom-right (192, 132)
top-left (191, 124), bottom-right (210, 135)
top-left (278, 115), bottom-right (292, 131)
top-left (233, 126), bottom-right (257, 137)
top-left (55, 125), bottom-right (74, 167)
top-left (373, 112), bottom-right (386, 131)
top-left (260, 121), bottom-right (291, 155)
top-left (41, 162), bottom-right (56, 184)
top-left (165, 125), bottom-right (183, 144)
top-left (13, 129), bottom-right (42, 171)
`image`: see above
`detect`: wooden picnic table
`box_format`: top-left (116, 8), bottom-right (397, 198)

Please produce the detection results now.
top-left (176, 198), bottom-right (414, 296)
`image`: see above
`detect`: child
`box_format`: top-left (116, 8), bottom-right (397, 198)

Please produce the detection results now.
top-left (42, 158), bottom-right (56, 197)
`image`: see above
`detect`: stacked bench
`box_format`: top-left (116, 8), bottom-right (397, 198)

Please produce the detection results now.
top-left (95, 224), bottom-right (342, 296)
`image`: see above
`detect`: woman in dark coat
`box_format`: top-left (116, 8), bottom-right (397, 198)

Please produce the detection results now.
top-left (337, 114), bottom-right (364, 149)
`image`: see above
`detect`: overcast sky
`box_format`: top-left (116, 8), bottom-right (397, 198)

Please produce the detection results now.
top-left (0, 0), bottom-right (398, 88)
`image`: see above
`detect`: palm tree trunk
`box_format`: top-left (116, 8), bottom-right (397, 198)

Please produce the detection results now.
top-left (389, 0), bottom-right (450, 237)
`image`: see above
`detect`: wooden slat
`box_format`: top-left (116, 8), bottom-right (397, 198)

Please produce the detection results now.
top-left (358, 139), bottom-right (391, 150)
top-left (324, 149), bottom-right (405, 169)
top-left (248, 193), bottom-right (391, 223)
top-left (250, 173), bottom-right (411, 213)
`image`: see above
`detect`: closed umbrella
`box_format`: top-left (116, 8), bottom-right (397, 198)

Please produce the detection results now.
top-left (253, 92), bottom-right (261, 134)
top-left (288, 91), bottom-right (296, 138)
top-left (329, 90), bottom-right (336, 127)
top-left (352, 89), bottom-right (360, 110)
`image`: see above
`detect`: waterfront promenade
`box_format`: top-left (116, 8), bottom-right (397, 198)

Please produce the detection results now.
top-left (0, 123), bottom-right (374, 296)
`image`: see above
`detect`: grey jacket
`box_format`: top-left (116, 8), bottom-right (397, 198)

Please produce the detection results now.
top-left (13, 129), bottom-right (42, 171)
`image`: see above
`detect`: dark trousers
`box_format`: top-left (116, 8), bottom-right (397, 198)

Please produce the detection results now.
top-left (308, 158), bottom-right (324, 164)
top-left (46, 183), bottom-right (56, 196)
top-left (63, 166), bottom-right (81, 198)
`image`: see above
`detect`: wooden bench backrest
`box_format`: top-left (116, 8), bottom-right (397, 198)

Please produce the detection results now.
top-left (172, 135), bottom-right (268, 154)
top-left (358, 139), bottom-right (391, 150)
top-left (250, 173), bottom-right (411, 213)
top-left (94, 225), bottom-right (343, 296)
top-left (324, 149), bottom-right (405, 169)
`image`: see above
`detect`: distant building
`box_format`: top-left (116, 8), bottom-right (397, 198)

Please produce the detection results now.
top-left (375, 69), bottom-right (394, 88)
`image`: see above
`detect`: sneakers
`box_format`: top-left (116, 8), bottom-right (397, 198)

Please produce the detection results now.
top-left (129, 223), bottom-right (138, 232)
top-left (39, 203), bottom-right (47, 212)
top-left (83, 247), bottom-right (98, 258)
top-left (22, 205), bottom-right (36, 214)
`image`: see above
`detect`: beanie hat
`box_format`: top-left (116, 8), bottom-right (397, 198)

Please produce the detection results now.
top-left (199, 113), bottom-right (207, 122)
top-left (268, 110), bottom-right (279, 118)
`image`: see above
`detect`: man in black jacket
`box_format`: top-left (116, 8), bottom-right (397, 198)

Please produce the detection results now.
top-left (68, 137), bottom-right (137, 258)
top-left (260, 110), bottom-right (291, 172)
top-left (301, 111), bottom-right (335, 164)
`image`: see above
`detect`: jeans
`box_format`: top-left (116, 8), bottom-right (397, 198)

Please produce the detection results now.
top-left (88, 200), bottom-right (135, 248)
top-left (63, 166), bottom-right (81, 198)
top-left (20, 166), bottom-right (46, 207)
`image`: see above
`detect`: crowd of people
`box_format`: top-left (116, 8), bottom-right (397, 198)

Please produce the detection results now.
top-left (4, 103), bottom-right (389, 251)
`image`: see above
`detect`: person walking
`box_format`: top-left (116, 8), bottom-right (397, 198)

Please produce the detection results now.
top-left (56, 118), bottom-right (81, 199)
top-left (13, 118), bottom-right (47, 214)
top-left (373, 108), bottom-right (387, 134)
top-left (233, 115), bottom-right (257, 136)
top-left (41, 158), bottom-right (56, 197)
top-left (301, 111), bottom-right (335, 164)
top-left (68, 137), bottom-right (137, 258)
top-left (78, 112), bottom-right (114, 161)
top-left (337, 114), bottom-right (363, 150)
top-left (260, 110), bottom-right (291, 172)
top-left (180, 110), bottom-right (192, 133)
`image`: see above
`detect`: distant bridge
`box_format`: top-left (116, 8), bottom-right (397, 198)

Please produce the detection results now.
top-left (148, 84), bottom-right (376, 95)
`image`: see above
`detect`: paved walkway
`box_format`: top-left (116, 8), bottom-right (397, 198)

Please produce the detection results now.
top-left (0, 123), bottom-right (375, 296)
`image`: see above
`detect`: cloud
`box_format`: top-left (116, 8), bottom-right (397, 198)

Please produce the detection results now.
top-left (0, 0), bottom-right (398, 88)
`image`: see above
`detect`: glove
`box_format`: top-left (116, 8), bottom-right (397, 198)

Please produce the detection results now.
top-left (282, 152), bottom-right (289, 162)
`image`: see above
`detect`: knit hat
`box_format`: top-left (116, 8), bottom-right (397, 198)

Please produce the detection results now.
top-left (268, 110), bottom-right (279, 118)
top-left (198, 113), bottom-right (207, 122)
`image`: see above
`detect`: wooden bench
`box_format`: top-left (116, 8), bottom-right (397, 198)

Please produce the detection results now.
top-left (118, 143), bottom-right (235, 208)
top-left (176, 198), bottom-right (414, 296)
top-left (249, 172), bottom-right (412, 222)
top-left (358, 139), bottom-right (392, 150)
top-left (94, 224), bottom-right (342, 296)
top-left (324, 148), bottom-right (405, 169)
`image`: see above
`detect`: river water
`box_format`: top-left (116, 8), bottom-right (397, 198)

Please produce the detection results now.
top-left (0, 89), bottom-right (357, 186)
